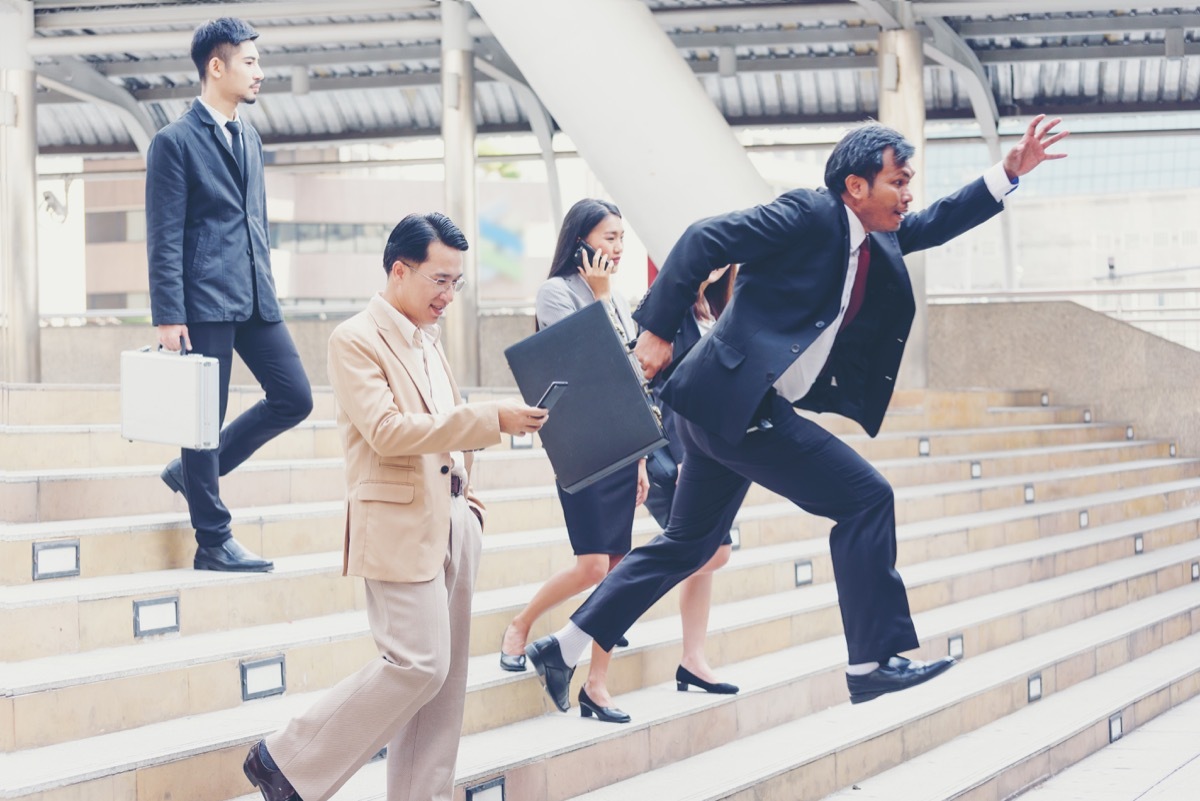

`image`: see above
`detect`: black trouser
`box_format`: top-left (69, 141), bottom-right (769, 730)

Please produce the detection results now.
top-left (181, 318), bottom-right (312, 546)
top-left (571, 391), bottom-right (919, 664)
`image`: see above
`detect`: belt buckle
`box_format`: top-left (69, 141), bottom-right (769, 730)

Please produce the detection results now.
top-left (746, 418), bottom-right (774, 434)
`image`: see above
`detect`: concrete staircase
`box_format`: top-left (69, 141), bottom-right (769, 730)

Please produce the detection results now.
top-left (2, 383), bottom-right (1199, 801)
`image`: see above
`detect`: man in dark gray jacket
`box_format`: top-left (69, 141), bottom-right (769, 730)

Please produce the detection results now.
top-left (146, 17), bottom-right (312, 572)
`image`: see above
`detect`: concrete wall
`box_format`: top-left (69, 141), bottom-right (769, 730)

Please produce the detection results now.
top-left (37, 308), bottom-right (535, 390)
top-left (929, 301), bottom-right (1200, 456)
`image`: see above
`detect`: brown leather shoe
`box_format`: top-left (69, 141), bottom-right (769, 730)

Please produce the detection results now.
top-left (243, 740), bottom-right (301, 801)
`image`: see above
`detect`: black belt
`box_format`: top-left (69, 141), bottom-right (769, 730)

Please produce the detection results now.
top-left (450, 474), bottom-right (464, 497)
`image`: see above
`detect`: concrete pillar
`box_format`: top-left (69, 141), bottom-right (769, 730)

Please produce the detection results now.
top-left (0, 0), bottom-right (40, 382)
top-left (441, 0), bottom-right (479, 386)
top-left (878, 28), bottom-right (927, 390)
top-left (470, 0), bottom-right (771, 265)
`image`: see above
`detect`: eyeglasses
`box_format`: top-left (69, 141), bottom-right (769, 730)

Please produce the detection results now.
top-left (401, 262), bottom-right (467, 293)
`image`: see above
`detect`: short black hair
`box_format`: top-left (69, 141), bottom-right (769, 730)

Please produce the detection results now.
top-left (191, 17), bottom-right (259, 83)
top-left (547, 198), bottom-right (621, 280)
top-left (383, 213), bottom-right (469, 274)
top-left (824, 123), bottom-right (915, 196)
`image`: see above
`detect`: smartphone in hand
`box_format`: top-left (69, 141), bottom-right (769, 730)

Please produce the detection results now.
top-left (536, 380), bottom-right (568, 411)
top-left (574, 241), bottom-right (598, 269)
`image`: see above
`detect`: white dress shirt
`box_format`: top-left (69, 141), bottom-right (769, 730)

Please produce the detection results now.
top-left (773, 162), bottom-right (1018, 403)
top-left (197, 96), bottom-right (239, 149)
top-left (378, 295), bottom-right (465, 476)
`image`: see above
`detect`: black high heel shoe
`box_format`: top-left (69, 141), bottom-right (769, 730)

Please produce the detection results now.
top-left (499, 627), bottom-right (526, 672)
top-left (578, 686), bottom-right (631, 724)
top-left (675, 665), bottom-right (739, 695)
top-left (615, 635), bottom-right (629, 648)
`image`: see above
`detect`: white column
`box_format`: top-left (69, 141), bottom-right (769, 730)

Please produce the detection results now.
top-left (470, 0), bottom-right (771, 265)
top-left (0, 0), bottom-right (40, 382)
top-left (441, 0), bottom-right (479, 385)
top-left (878, 28), bottom-right (927, 389)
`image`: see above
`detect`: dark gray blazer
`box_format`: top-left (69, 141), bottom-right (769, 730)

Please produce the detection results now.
top-left (146, 99), bottom-right (281, 325)
top-left (635, 179), bottom-right (1003, 444)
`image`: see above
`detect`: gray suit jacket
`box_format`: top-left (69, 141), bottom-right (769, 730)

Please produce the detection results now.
top-left (535, 273), bottom-right (637, 343)
top-left (146, 99), bottom-right (281, 325)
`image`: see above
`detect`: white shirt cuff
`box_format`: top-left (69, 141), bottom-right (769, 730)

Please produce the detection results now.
top-left (983, 161), bottom-right (1018, 202)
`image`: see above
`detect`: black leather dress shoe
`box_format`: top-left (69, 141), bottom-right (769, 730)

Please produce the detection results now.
top-left (846, 656), bottom-right (956, 704)
top-left (243, 740), bottom-right (301, 801)
top-left (194, 538), bottom-right (274, 572)
top-left (499, 630), bottom-right (526, 672)
top-left (676, 665), bottom-right (739, 695)
top-left (161, 459), bottom-right (187, 500)
top-left (578, 686), bottom-right (631, 724)
top-left (525, 635), bottom-right (575, 712)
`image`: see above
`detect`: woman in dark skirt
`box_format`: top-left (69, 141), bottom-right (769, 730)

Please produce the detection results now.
top-left (498, 198), bottom-right (648, 724)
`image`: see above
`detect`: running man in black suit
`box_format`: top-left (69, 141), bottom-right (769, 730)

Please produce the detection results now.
top-left (146, 18), bottom-right (313, 572)
top-left (526, 117), bottom-right (1068, 708)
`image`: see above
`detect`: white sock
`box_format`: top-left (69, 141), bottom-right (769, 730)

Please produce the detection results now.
top-left (552, 621), bottom-right (592, 668)
top-left (845, 661), bottom-right (880, 676)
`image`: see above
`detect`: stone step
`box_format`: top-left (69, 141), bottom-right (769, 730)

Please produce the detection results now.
top-left (7, 469), bottom-right (1200, 660)
top-left (5, 541), bottom-right (1197, 801)
top-left (3, 452), bottom-right (1193, 590)
top-left (0, 404), bottom-right (1131, 473)
top-left (1011, 691), bottom-right (1200, 800)
top-left (9, 383), bottom-right (1013, 427)
top-left (2, 433), bottom-right (1177, 572)
top-left (817, 640), bottom-right (1200, 801)
top-left (563, 609), bottom-right (1200, 801)
top-left (7, 498), bottom-right (1200, 750)
top-left (0, 419), bottom-right (346, 470)
top-left (1, 425), bottom-right (1189, 528)
top-left (0, 384), bottom-right (338, 427)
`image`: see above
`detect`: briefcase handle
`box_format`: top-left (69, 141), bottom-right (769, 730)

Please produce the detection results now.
top-left (146, 338), bottom-right (190, 356)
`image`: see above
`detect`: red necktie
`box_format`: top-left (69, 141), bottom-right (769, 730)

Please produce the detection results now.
top-left (842, 237), bottom-right (871, 327)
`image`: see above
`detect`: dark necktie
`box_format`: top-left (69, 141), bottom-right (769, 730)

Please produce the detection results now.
top-left (842, 237), bottom-right (871, 327)
top-left (225, 119), bottom-right (245, 183)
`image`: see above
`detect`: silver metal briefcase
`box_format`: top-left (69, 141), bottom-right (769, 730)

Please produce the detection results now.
top-left (120, 347), bottom-right (220, 450)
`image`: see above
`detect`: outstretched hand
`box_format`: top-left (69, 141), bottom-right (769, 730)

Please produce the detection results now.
top-left (1004, 114), bottom-right (1069, 180)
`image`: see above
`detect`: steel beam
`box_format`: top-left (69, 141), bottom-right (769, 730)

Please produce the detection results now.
top-left (36, 59), bottom-right (156, 153)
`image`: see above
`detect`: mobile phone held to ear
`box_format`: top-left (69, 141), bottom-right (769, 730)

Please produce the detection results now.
top-left (536, 380), bottom-right (568, 411)
top-left (574, 240), bottom-right (598, 269)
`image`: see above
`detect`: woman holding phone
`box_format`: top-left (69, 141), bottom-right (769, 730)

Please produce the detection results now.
top-left (499, 198), bottom-right (649, 724)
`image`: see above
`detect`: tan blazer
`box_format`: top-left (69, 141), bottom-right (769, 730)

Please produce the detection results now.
top-left (327, 295), bottom-right (503, 583)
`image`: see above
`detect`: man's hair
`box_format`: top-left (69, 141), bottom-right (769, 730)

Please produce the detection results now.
top-left (824, 123), bottom-right (915, 196)
top-left (382, 213), bottom-right (469, 274)
top-left (191, 17), bottom-right (259, 83)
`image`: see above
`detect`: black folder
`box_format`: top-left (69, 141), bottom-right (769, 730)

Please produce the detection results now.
top-left (505, 300), bottom-right (668, 493)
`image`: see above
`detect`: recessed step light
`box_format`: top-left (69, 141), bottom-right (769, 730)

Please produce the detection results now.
top-left (133, 596), bottom-right (180, 638)
top-left (970, 461), bottom-right (982, 479)
top-left (241, 655), bottom-right (286, 701)
top-left (1126, 426), bottom-right (1135, 440)
top-left (1027, 673), bottom-right (1043, 703)
top-left (466, 777), bottom-right (505, 801)
top-left (1041, 393), bottom-right (1049, 406)
top-left (1134, 534), bottom-right (1144, 555)
top-left (729, 525), bottom-right (741, 551)
top-left (1079, 510), bottom-right (1089, 528)
top-left (1109, 712), bottom-right (1124, 743)
top-left (794, 560), bottom-right (813, 587)
top-left (1083, 410), bottom-right (1092, 423)
top-left (1024, 485), bottom-right (1035, 504)
top-left (32, 540), bottom-right (80, 581)
top-left (918, 437), bottom-right (930, 457)
top-left (948, 634), bottom-right (964, 660)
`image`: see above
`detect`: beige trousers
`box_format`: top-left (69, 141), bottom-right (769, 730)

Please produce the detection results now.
top-left (265, 494), bottom-right (482, 801)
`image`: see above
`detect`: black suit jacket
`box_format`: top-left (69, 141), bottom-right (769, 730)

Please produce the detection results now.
top-left (634, 179), bottom-right (1003, 444)
top-left (146, 100), bottom-right (281, 325)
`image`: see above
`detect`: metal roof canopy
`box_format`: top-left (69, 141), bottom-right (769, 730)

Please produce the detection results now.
top-left (22, 0), bottom-right (1200, 155)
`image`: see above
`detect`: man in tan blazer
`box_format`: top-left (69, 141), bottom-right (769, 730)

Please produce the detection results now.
top-left (241, 212), bottom-right (548, 801)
